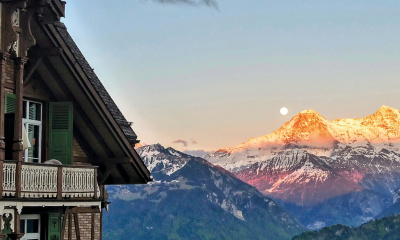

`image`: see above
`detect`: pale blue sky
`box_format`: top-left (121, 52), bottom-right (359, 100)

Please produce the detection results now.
top-left (63, 1), bottom-right (400, 151)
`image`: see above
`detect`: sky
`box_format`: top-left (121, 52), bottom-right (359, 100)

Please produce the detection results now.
top-left (63, 1), bottom-right (400, 153)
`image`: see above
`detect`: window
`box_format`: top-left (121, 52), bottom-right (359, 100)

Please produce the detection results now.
top-left (4, 94), bottom-right (73, 164)
top-left (20, 214), bottom-right (40, 240)
top-left (23, 100), bottom-right (42, 163)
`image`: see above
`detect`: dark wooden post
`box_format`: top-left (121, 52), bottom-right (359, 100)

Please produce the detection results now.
top-left (12, 57), bottom-right (26, 162)
top-left (0, 53), bottom-right (9, 163)
top-left (13, 209), bottom-right (24, 240)
top-left (0, 160), bottom-right (3, 199)
top-left (91, 213), bottom-right (95, 240)
top-left (6, 208), bottom-right (24, 240)
top-left (68, 213), bottom-right (72, 240)
top-left (74, 213), bottom-right (81, 240)
top-left (12, 57), bottom-right (26, 199)
top-left (0, 52), bottom-right (9, 199)
top-left (57, 166), bottom-right (63, 200)
top-left (15, 161), bottom-right (22, 198)
top-left (61, 209), bottom-right (68, 240)
top-left (94, 168), bottom-right (98, 199)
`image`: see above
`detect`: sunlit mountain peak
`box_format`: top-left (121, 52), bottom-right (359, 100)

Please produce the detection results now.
top-left (276, 109), bottom-right (334, 144)
top-left (299, 109), bottom-right (322, 114)
top-left (217, 106), bottom-right (400, 156)
top-left (368, 105), bottom-right (400, 119)
top-left (206, 106), bottom-right (400, 209)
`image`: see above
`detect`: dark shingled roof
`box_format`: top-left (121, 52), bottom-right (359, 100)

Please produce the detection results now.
top-left (52, 22), bottom-right (139, 144)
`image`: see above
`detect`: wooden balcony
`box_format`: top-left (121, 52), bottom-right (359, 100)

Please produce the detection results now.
top-left (0, 161), bottom-right (100, 200)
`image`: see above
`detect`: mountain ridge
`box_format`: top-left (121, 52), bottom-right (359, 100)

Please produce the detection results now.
top-left (205, 106), bottom-right (400, 227)
top-left (104, 144), bottom-right (305, 239)
top-left (205, 106), bottom-right (400, 172)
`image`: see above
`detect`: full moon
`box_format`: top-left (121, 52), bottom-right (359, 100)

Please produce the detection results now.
top-left (280, 107), bottom-right (288, 115)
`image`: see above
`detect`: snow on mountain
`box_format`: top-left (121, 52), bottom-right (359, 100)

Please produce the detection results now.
top-left (205, 106), bottom-right (400, 172)
top-left (137, 143), bottom-right (189, 176)
top-left (107, 144), bottom-right (305, 239)
top-left (235, 150), bottom-right (363, 206)
top-left (205, 106), bottom-right (400, 209)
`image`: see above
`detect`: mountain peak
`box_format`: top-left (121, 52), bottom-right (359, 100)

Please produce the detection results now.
top-left (137, 143), bottom-right (166, 153)
top-left (286, 109), bottom-right (327, 127)
top-left (376, 105), bottom-right (398, 114)
top-left (296, 109), bottom-right (326, 121)
top-left (300, 109), bottom-right (319, 114)
top-left (276, 109), bottom-right (334, 145)
top-left (364, 105), bottom-right (400, 122)
top-left (137, 145), bottom-right (191, 176)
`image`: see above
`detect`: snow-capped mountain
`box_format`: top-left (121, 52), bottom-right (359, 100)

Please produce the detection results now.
top-left (104, 144), bottom-right (304, 240)
top-left (206, 106), bottom-right (400, 173)
top-left (137, 144), bottom-right (189, 176)
top-left (205, 106), bottom-right (400, 227)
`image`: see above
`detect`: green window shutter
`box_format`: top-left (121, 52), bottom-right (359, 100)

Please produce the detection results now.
top-left (5, 93), bottom-right (16, 114)
top-left (48, 213), bottom-right (61, 240)
top-left (49, 102), bottom-right (73, 165)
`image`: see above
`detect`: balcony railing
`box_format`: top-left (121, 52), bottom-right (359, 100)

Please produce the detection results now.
top-left (1, 161), bottom-right (100, 199)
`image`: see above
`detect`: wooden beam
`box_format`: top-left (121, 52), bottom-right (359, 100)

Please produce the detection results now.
top-left (29, 47), bottom-right (63, 58)
top-left (98, 165), bottom-right (114, 185)
top-left (115, 164), bottom-right (131, 184)
top-left (68, 213), bottom-right (72, 240)
top-left (23, 57), bottom-right (42, 86)
top-left (61, 210), bottom-right (67, 240)
top-left (57, 166), bottom-right (62, 200)
top-left (93, 168), bottom-right (98, 199)
top-left (95, 157), bottom-right (132, 164)
top-left (74, 213), bottom-right (81, 240)
top-left (15, 161), bottom-right (21, 198)
top-left (4, 82), bottom-right (13, 90)
top-left (91, 213), bottom-right (95, 240)
top-left (0, 53), bottom-right (9, 162)
top-left (67, 207), bottom-right (100, 214)
top-left (0, 160), bottom-right (3, 198)
top-left (12, 57), bottom-right (26, 162)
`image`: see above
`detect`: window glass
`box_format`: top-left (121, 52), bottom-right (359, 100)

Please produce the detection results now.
top-left (20, 214), bottom-right (40, 240)
top-left (26, 219), bottom-right (39, 233)
top-left (23, 101), bottom-right (27, 119)
top-left (20, 220), bottom-right (25, 234)
top-left (23, 100), bottom-right (42, 163)
top-left (29, 102), bottom-right (41, 121)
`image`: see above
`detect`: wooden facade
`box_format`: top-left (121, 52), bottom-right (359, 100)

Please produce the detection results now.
top-left (0, 1), bottom-right (152, 239)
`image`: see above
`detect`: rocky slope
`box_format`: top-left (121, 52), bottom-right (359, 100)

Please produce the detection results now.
top-left (103, 144), bottom-right (304, 240)
top-left (376, 187), bottom-right (400, 219)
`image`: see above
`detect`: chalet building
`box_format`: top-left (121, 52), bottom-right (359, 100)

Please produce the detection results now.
top-left (0, 0), bottom-right (152, 239)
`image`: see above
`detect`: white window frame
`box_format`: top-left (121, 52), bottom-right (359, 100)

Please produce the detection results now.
top-left (22, 100), bottom-right (42, 163)
top-left (20, 214), bottom-right (40, 240)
